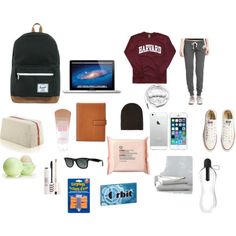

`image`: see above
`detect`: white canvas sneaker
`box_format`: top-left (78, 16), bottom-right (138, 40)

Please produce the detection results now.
top-left (221, 110), bottom-right (235, 150)
top-left (197, 96), bottom-right (203, 105)
top-left (203, 110), bottom-right (217, 150)
top-left (188, 96), bottom-right (195, 105)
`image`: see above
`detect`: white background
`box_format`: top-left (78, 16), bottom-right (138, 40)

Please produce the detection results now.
top-left (0, 0), bottom-right (236, 235)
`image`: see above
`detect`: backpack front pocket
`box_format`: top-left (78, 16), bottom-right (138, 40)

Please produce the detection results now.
top-left (13, 66), bottom-right (57, 97)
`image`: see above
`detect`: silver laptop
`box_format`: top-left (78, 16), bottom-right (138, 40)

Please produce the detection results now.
top-left (63, 60), bottom-right (120, 93)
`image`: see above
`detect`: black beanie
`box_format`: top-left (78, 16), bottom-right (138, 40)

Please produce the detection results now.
top-left (121, 103), bottom-right (143, 130)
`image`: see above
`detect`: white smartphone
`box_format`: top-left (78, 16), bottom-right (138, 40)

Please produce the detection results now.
top-left (150, 112), bottom-right (168, 150)
top-left (170, 112), bottom-right (187, 150)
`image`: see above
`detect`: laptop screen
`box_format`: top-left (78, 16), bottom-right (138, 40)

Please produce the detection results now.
top-left (70, 61), bottom-right (114, 90)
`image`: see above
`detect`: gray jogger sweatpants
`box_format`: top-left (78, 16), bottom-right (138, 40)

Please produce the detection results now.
top-left (184, 39), bottom-right (206, 96)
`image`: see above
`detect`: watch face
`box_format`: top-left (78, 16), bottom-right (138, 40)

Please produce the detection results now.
top-left (171, 118), bottom-right (186, 145)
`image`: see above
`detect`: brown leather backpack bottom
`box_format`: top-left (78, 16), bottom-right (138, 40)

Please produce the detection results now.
top-left (11, 96), bottom-right (59, 103)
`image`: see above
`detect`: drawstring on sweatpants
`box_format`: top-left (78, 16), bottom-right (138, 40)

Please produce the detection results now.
top-left (191, 42), bottom-right (198, 50)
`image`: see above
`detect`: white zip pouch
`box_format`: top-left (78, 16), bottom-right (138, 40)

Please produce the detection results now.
top-left (0, 116), bottom-right (44, 148)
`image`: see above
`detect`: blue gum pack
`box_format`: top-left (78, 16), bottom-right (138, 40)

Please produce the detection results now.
top-left (100, 183), bottom-right (137, 206)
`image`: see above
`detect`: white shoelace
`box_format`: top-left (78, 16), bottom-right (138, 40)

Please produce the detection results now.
top-left (206, 122), bottom-right (216, 141)
top-left (197, 97), bottom-right (202, 103)
top-left (222, 121), bottom-right (233, 142)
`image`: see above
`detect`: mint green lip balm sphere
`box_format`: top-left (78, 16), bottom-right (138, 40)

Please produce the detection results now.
top-left (20, 156), bottom-right (35, 176)
top-left (3, 158), bottom-right (23, 177)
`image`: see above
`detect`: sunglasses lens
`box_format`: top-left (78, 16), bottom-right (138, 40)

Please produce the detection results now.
top-left (76, 159), bottom-right (88, 169)
top-left (64, 158), bottom-right (74, 167)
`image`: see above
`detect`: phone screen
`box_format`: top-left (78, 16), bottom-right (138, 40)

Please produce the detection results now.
top-left (170, 117), bottom-right (187, 145)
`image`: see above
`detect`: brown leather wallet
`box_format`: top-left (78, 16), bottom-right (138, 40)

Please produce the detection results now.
top-left (76, 103), bottom-right (106, 141)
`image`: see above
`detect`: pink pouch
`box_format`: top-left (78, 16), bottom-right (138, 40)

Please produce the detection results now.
top-left (107, 137), bottom-right (149, 174)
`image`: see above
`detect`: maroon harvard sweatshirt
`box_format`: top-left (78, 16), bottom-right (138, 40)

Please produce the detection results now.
top-left (124, 32), bottom-right (176, 83)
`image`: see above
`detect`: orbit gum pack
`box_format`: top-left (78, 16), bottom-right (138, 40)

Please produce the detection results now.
top-left (100, 183), bottom-right (137, 206)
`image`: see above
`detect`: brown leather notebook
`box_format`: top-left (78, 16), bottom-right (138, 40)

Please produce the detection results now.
top-left (76, 103), bottom-right (106, 141)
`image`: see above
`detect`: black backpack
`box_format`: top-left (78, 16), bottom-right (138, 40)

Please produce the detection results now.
top-left (11, 23), bottom-right (60, 103)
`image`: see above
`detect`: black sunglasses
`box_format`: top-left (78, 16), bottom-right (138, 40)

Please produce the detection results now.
top-left (64, 157), bottom-right (103, 169)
